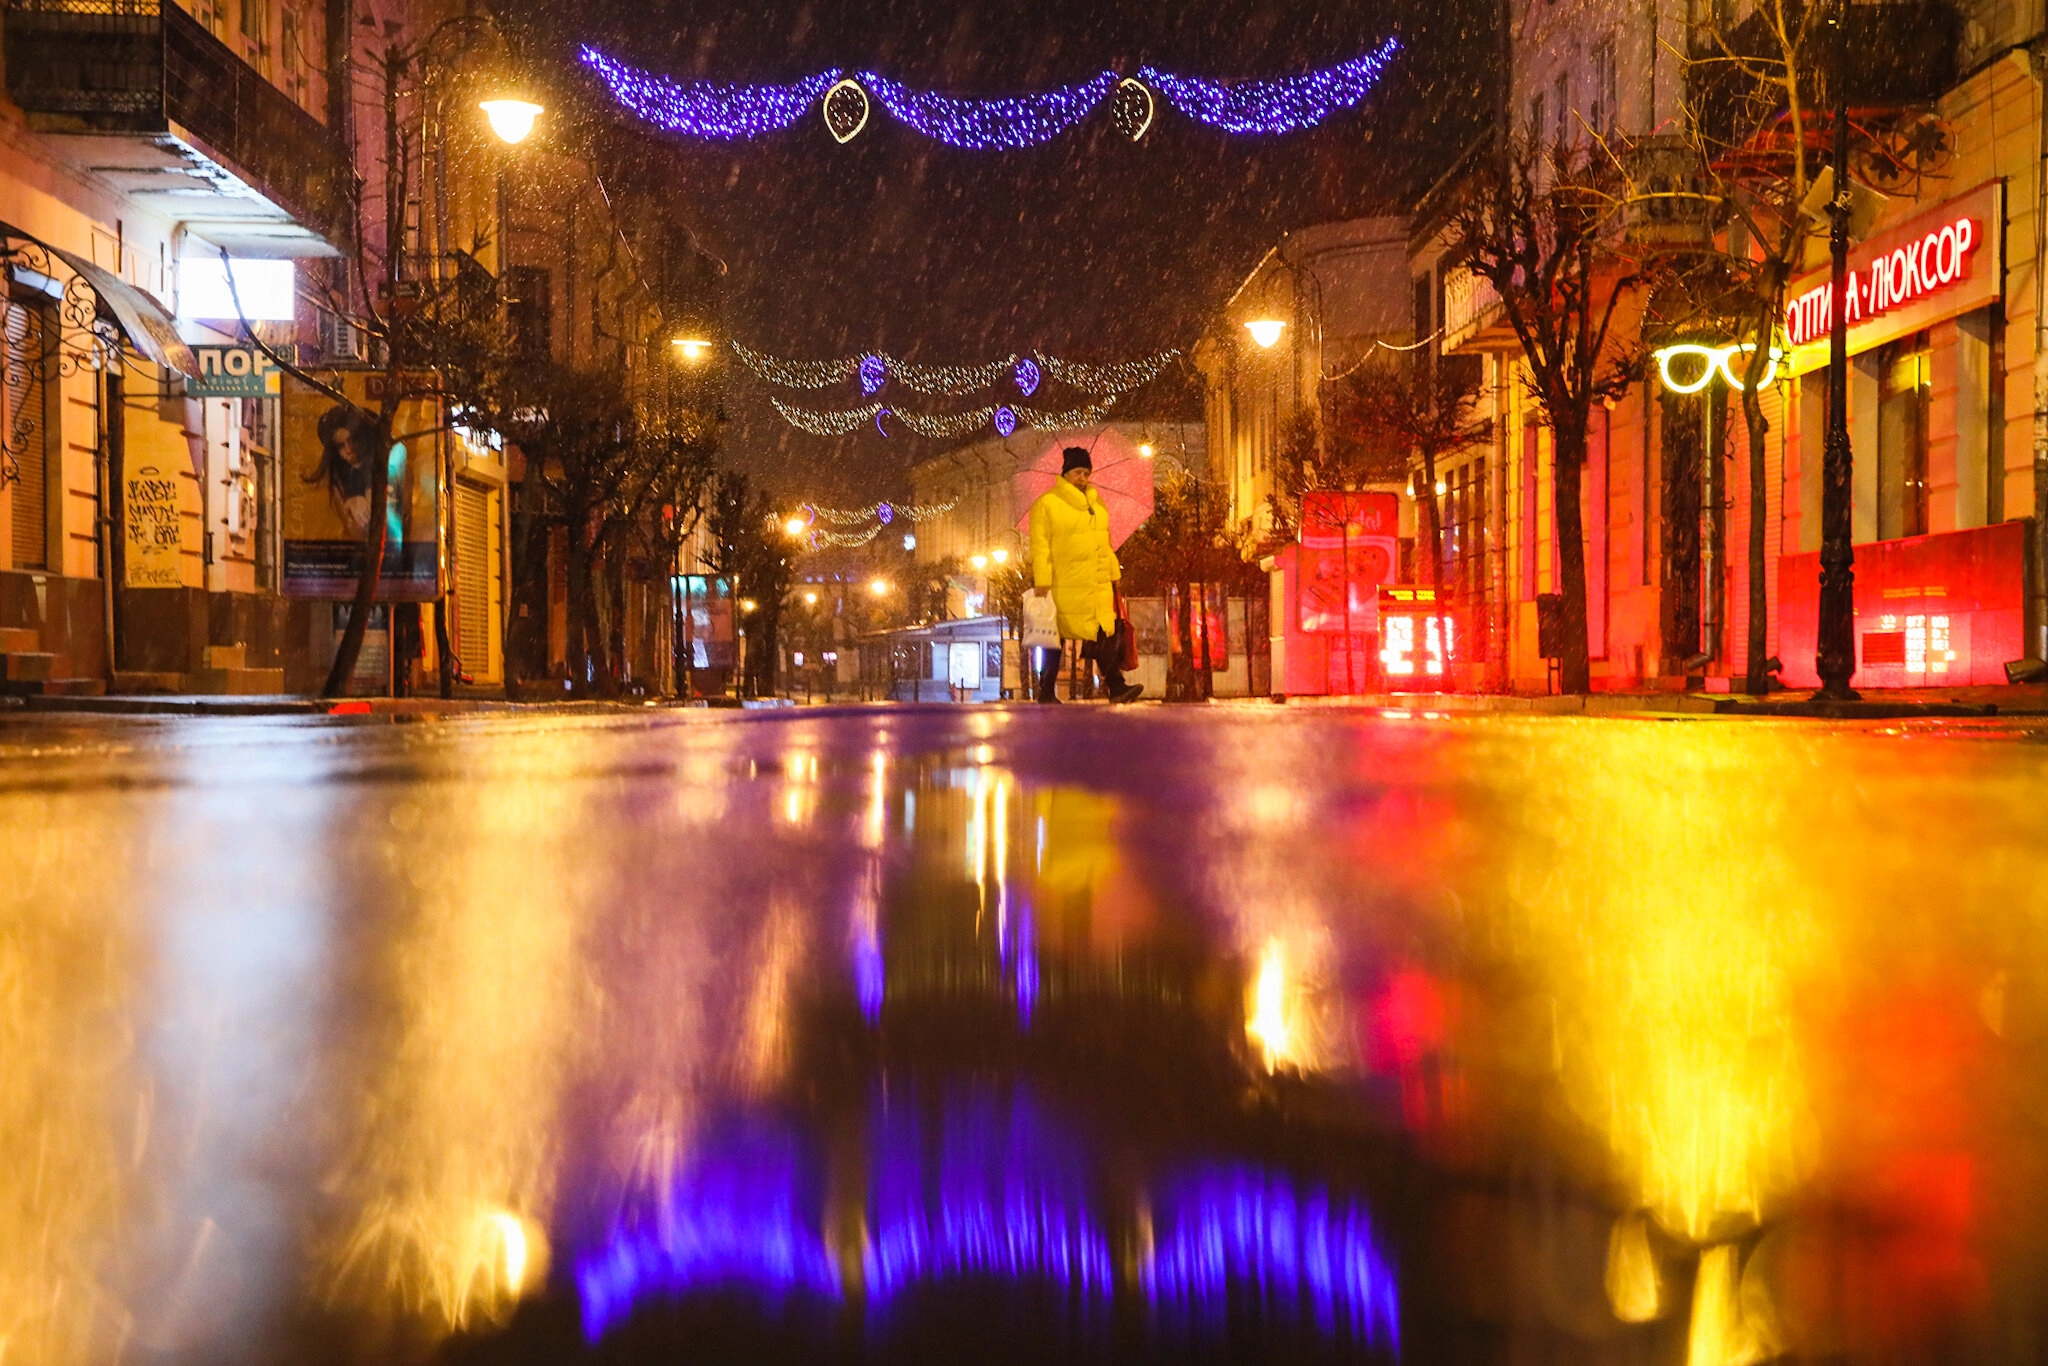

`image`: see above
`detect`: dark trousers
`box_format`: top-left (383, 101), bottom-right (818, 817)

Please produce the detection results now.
top-left (1036, 629), bottom-right (1126, 701)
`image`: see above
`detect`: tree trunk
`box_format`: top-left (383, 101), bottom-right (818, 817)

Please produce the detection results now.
top-left (1420, 444), bottom-right (1448, 686)
top-left (1552, 417), bottom-right (1592, 694)
top-left (1170, 583), bottom-right (1195, 702)
top-left (565, 503), bottom-right (600, 694)
top-left (323, 411), bottom-right (393, 698)
top-left (1741, 380), bottom-right (1771, 694)
top-left (605, 548), bottom-right (628, 695)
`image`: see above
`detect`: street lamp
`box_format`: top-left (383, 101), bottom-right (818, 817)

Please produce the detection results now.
top-left (783, 515), bottom-right (808, 537)
top-left (480, 96), bottom-right (543, 144)
top-left (671, 336), bottom-right (712, 362)
top-left (990, 547), bottom-right (1009, 565)
top-left (1245, 318), bottom-right (1286, 348)
top-left (869, 578), bottom-right (891, 596)
top-left (970, 554), bottom-right (988, 570)
top-left (740, 598), bottom-right (758, 614)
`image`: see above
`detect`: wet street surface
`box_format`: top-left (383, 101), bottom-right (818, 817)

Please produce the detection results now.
top-left (4, 705), bottom-right (2048, 1365)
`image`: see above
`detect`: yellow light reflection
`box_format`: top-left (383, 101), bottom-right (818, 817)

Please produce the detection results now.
top-left (1246, 939), bottom-right (1293, 1071)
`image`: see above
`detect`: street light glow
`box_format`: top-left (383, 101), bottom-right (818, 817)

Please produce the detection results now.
top-left (1138, 443), bottom-right (1154, 458)
top-left (990, 547), bottom-right (1009, 564)
top-left (783, 516), bottom-right (808, 537)
top-left (970, 554), bottom-right (988, 570)
top-left (670, 337), bottom-right (711, 361)
top-left (803, 591), bottom-right (818, 605)
top-left (869, 578), bottom-right (890, 595)
top-left (1245, 318), bottom-right (1286, 348)
top-left (480, 98), bottom-right (543, 144)
top-left (740, 598), bottom-right (758, 613)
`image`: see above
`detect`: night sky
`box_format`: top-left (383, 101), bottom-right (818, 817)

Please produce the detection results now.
top-left (509, 0), bottom-right (1492, 504)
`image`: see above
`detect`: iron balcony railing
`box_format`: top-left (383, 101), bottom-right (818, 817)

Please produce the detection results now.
top-left (2, 0), bottom-right (352, 248)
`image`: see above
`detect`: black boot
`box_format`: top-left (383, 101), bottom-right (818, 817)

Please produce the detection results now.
top-left (1035, 647), bottom-right (1062, 703)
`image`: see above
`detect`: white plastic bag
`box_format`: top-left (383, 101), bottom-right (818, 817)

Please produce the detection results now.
top-left (1022, 590), bottom-right (1059, 651)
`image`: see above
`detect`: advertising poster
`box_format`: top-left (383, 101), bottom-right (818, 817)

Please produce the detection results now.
top-left (122, 463), bottom-right (184, 587)
top-left (1297, 491), bottom-right (1398, 634)
top-left (281, 373), bottom-right (441, 600)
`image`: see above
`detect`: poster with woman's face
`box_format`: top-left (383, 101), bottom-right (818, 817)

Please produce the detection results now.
top-left (280, 373), bottom-right (440, 600)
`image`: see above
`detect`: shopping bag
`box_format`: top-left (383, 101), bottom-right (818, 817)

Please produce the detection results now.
top-left (1022, 590), bottom-right (1060, 651)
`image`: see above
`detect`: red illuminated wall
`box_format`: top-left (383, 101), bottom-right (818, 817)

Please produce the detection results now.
top-left (1777, 521), bottom-right (2029, 688)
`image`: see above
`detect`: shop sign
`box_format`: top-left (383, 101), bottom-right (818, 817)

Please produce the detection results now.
top-left (185, 344), bottom-right (282, 398)
top-left (1782, 180), bottom-right (2003, 364)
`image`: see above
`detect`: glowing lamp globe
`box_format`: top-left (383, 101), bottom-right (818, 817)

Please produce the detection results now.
top-left (1245, 319), bottom-right (1286, 348)
top-left (869, 578), bottom-right (891, 596)
top-left (970, 554), bottom-right (988, 570)
top-left (990, 547), bottom-right (1009, 564)
top-left (480, 98), bottom-right (543, 145)
top-left (783, 516), bottom-right (808, 537)
top-left (1138, 443), bottom-right (1154, 458)
top-left (671, 337), bottom-right (711, 361)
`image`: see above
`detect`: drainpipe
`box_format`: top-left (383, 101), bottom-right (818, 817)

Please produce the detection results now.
top-left (2032, 46), bottom-right (2048, 662)
top-left (1688, 392), bottom-right (1723, 676)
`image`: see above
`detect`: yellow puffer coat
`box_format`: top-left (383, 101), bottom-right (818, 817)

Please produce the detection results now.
top-left (1029, 478), bottom-right (1120, 641)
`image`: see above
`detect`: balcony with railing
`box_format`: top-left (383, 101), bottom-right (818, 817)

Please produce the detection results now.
top-left (2, 0), bottom-right (351, 253)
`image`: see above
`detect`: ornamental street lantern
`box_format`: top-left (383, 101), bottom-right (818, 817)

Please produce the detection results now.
top-left (480, 97), bottom-right (543, 144)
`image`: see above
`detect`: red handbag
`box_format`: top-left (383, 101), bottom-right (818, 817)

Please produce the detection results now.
top-left (1113, 586), bottom-right (1139, 671)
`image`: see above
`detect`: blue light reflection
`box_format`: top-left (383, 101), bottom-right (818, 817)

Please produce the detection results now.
top-left (1145, 1164), bottom-right (1399, 1350)
top-left (865, 1088), bottom-right (1111, 1304)
top-left (576, 1120), bottom-right (838, 1342)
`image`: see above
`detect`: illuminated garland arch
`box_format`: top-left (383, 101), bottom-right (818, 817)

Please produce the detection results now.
top-left (734, 344), bottom-right (1181, 398)
top-left (580, 42), bottom-right (1401, 147)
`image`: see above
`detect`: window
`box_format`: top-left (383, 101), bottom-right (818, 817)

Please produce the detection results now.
top-left (1444, 460), bottom-right (1488, 601)
top-left (3, 297), bottom-right (50, 571)
top-left (1590, 38), bottom-right (1618, 137)
top-left (1553, 73), bottom-right (1570, 145)
top-left (1528, 93), bottom-right (1546, 143)
top-left (1878, 332), bottom-right (1930, 539)
top-left (505, 266), bottom-right (553, 362)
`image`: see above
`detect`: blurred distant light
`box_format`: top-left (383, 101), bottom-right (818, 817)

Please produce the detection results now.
top-left (902, 533), bottom-right (917, 551)
top-left (990, 547), bottom-right (1009, 564)
top-left (970, 554), bottom-right (989, 570)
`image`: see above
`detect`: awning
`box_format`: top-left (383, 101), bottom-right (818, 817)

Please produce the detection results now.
top-left (0, 219), bottom-right (198, 378)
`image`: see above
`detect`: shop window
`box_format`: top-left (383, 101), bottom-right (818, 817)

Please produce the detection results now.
top-left (1878, 333), bottom-right (1929, 540)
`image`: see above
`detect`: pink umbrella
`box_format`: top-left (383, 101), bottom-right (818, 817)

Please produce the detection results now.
top-left (1011, 429), bottom-right (1155, 548)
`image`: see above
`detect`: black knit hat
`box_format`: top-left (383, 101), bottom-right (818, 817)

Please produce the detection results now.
top-left (1061, 446), bottom-right (1092, 474)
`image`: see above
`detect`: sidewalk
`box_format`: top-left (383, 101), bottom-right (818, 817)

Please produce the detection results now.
top-left (1287, 683), bottom-right (2048, 719)
top-left (0, 694), bottom-right (797, 718)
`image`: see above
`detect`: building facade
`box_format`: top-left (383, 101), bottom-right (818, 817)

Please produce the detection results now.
top-left (1192, 217), bottom-right (1413, 538)
top-left (1430, 0), bottom-right (2043, 693)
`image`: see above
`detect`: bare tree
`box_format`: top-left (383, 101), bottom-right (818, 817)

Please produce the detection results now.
top-left (1667, 0), bottom-right (1839, 691)
top-left (1120, 469), bottom-right (1260, 701)
top-left (1444, 136), bottom-right (1642, 693)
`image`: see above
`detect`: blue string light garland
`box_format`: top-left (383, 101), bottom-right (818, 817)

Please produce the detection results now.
top-left (580, 45), bottom-right (1401, 147)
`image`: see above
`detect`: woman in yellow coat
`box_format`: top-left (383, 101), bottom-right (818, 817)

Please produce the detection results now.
top-left (1027, 446), bottom-right (1143, 704)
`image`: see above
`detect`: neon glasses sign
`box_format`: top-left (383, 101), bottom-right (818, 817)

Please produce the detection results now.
top-left (1652, 343), bottom-right (1783, 393)
top-left (1784, 215), bottom-right (1979, 346)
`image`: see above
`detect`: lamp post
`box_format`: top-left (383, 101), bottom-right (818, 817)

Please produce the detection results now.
top-left (1814, 0), bottom-right (1859, 700)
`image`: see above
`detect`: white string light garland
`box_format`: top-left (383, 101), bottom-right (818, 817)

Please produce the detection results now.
top-left (734, 343), bottom-right (1181, 397)
top-left (768, 394), bottom-right (1123, 439)
top-left (771, 396), bottom-right (885, 435)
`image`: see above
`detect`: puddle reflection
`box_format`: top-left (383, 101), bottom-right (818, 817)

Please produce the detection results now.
top-left (1, 712), bottom-right (2046, 1363)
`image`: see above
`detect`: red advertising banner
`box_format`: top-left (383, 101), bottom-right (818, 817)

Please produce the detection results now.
top-left (1777, 520), bottom-right (2026, 688)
